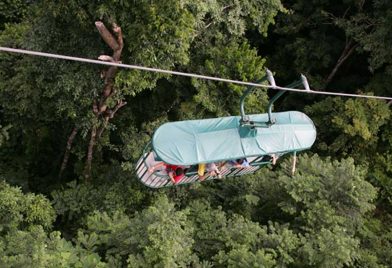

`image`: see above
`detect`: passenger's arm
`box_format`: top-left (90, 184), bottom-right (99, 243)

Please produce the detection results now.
top-left (148, 162), bottom-right (165, 173)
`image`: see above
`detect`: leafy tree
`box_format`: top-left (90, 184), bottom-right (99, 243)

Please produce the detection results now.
top-left (78, 195), bottom-right (194, 267)
top-left (304, 95), bottom-right (392, 210)
top-left (0, 180), bottom-right (106, 267)
top-left (0, 0), bottom-right (29, 29)
top-left (355, 217), bottom-right (392, 268)
top-left (274, 154), bottom-right (376, 267)
top-left (186, 154), bottom-right (378, 267)
top-left (0, 180), bottom-right (55, 233)
top-left (260, 0), bottom-right (371, 89)
top-left (305, 97), bottom-right (390, 160)
top-left (0, 124), bottom-right (10, 147)
top-left (334, 0), bottom-right (392, 74)
top-left (0, 226), bottom-right (106, 267)
top-left (51, 175), bottom-right (150, 229)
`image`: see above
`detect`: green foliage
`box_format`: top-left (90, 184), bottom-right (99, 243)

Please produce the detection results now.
top-left (0, 0), bottom-right (285, 182)
top-left (214, 246), bottom-right (276, 268)
top-left (279, 154), bottom-right (376, 228)
top-left (0, 0), bottom-right (29, 29)
top-left (0, 124), bottom-right (10, 147)
top-left (369, 152), bottom-right (392, 206)
top-left (0, 181), bottom-right (55, 233)
top-left (120, 116), bottom-right (168, 164)
top-left (51, 178), bottom-right (148, 223)
top-left (355, 218), bottom-right (392, 267)
top-left (305, 97), bottom-right (390, 159)
top-left (299, 226), bottom-right (359, 268)
top-left (0, 226), bottom-right (106, 267)
top-left (187, 154), bottom-right (377, 266)
top-left (0, 181), bottom-right (105, 267)
top-left (78, 195), bottom-right (194, 267)
top-left (262, 0), bottom-right (363, 86)
top-left (188, 41), bottom-right (268, 117)
top-left (1, 0), bottom-right (392, 266)
top-left (335, 0), bottom-right (392, 71)
top-left (277, 154), bottom-right (376, 267)
top-left (187, 201), bottom-right (228, 259)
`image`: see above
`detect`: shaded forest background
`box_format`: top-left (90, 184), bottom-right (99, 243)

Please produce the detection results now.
top-left (1, 0), bottom-right (392, 267)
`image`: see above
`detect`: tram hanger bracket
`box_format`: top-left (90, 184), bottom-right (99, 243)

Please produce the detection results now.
top-left (239, 71), bottom-right (306, 132)
top-left (239, 123), bottom-right (258, 137)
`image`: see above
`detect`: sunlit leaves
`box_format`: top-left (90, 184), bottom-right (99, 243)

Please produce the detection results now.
top-left (305, 97), bottom-right (390, 159)
top-left (0, 181), bottom-right (55, 232)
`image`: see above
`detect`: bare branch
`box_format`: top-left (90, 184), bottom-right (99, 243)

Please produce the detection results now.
top-left (99, 104), bottom-right (108, 113)
top-left (98, 55), bottom-right (115, 62)
top-left (95, 21), bottom-right (119, 51)
top-left (204, 21), bottom-right (213, 29)
top-left (96, 100), bottom-right (127, 139)
top-left (358, 0), bottom-right (366, 11)
top-left (222, 4), bottom-right (234, 12)
top-left (84, 126), bottom-right (97, 182)
top-left (112, 23), bottom-right (123, 61)
top-left (342, 6), bottom-right (351, 19)
top-left (110, 100), bottom-right (127, 118)
top-left (324, 40), bottom-right (358, 88)
top-left (59, 127), bottom-right (78, 178)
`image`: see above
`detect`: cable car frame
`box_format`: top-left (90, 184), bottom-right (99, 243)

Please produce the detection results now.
top-left (135, 71), bottom-right (317, 188)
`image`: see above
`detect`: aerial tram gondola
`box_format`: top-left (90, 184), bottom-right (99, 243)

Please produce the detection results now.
top-left (1, 47), bottom-right (391, 188)
top-left (135, 70), bottom-right (317, 188)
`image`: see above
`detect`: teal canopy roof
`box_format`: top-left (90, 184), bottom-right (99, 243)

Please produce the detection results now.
top-left (152, 111), bottom-right (316, 165)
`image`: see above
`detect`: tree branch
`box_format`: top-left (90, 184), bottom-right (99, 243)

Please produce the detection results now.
top-left (84, 126), bottom-right (97, 182)
top-left (96, 100), bottom-right (127, 139)
top-left (324, 40), bottom-right (358, 88)
top-left (112, 23), bottom-right (123, 61)
top-left (110, 99), bottom-right (127, 118)
top-left (95, 21), bottom-right (119, 51)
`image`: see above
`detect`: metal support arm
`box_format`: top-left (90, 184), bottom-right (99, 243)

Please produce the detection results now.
top-left (240, 77), bottom-right (267, 124)
top-left (239, 72), bottom-right (303, 129)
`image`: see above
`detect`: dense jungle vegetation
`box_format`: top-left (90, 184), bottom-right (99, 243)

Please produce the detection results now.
top-left (1, 0), bottom-right (392, 267)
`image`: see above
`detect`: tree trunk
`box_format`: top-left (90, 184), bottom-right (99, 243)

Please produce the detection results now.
top-left (96, 100), bottom-right (127, 139)
top-left (59, 127), bottom-right (78, 178)
top-left (84, 126), bottom-right (97, 181)
top-left (82, 21), bottom-right (124, 181)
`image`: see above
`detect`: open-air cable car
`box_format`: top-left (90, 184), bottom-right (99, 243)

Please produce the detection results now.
top-left (135, 71), bottom-right (317, 188)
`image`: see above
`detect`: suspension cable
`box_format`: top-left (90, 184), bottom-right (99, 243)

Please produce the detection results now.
top-left (1, 46), bottom-right (392, 101)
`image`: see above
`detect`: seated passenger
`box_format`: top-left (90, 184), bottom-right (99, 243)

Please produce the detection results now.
top-left (198, 162), bottom-right (222, 181)
top-left (148, 162), bottom-right (167, 173)
top-left (272, 154), bottom-right (278, 165)
top-left (229, 158), bottom-right (250, 168)
top-left (207, 162), bottom-right (222, 179)
top-left (260, 154), bottom-right (279, 165)
top-left (169, 167), bottom-right (186, 184)
top-left (148, 162), bottom-right (186, 184)
top-left (198, 163), bottom-right (207, 181)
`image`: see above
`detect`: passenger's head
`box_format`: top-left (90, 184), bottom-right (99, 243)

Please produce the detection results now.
top-left (173, 168), bottom-right (185, 183)
top-left (175, 168), bottom-right (184, 176)
top-left (236, 158), bottom-right (244, 164)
